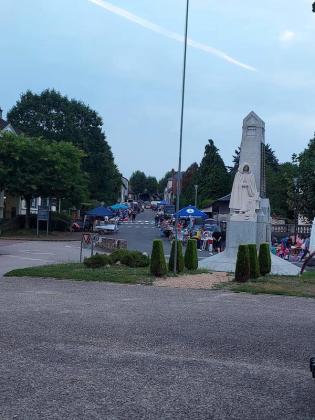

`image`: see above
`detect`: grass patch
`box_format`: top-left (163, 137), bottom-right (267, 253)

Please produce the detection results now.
top-left (4, 263), bottom-right (208, 284)
top-left (5, 263), bottom-right (153, 284)
top-left (216, 271), bottom-right (315, 298)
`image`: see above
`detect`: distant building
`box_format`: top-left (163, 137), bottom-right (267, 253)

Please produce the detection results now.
top-left (120, 176), bottom-right (129, 203)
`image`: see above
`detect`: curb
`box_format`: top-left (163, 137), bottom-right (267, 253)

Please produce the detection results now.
top-left (0, 237), bottom-right (81, 242)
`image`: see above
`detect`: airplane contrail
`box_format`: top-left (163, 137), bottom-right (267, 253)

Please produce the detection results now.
top-left (87, 0), bottom-right (257, 72)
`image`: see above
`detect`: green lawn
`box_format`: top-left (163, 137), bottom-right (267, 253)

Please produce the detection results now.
top-left (4, 263), bottom-right (207, 284)
top-left (215, 271), bottom-right (315, 298)
top-left (5, 263), bottom-right (153, 284)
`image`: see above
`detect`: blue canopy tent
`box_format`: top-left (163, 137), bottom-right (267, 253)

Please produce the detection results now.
top-left (174, 205), bottom-right (207, 219)
top-left (110, 203), bottom-right (128, 210)
top-left (86, 206), bottom-right (113, 218)
top-left (158, 200), bottom-right (168, 206)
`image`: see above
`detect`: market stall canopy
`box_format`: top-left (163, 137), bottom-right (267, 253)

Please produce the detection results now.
top-left (158, 200), bottom-right (168, 205)
top-left (87, 206), bottom-right (113, 217)
top-left (111, 203), bottom-right (128, 210)
top-left (175, 205), bottom-right (207, 219)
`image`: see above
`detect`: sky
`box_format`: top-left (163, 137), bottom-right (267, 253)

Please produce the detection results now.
top-left (1, 0), bottom-right (315, 179)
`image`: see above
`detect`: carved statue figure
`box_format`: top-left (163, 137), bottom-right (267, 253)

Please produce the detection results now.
top-left (229, 163), bottom-right (260, 217)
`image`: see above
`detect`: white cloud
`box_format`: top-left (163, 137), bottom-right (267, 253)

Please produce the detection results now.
top-left (87, 0), bottom-right (257, 72)
top-left (279, 30), bottom-right (296, 42)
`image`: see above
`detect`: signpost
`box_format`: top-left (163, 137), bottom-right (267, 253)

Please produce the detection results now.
top-left (80, 232), bottom-right (99, 262)
top-left (37, 208), bottom-right (49, 237)
top-left (164, 205), bottom-right (176, 215)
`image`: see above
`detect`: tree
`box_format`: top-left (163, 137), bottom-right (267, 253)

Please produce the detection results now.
top-left (198, 140), bottom-right (230, 205)
top-left (7, 89), bottom-right (121, 203)
top-left (129, 171), bottom-right (147, 196)
top-left (298, 137), bottom-right (315, 220)
top-left (145, 176), bottom-right (158, 195)
top-left (181, 163), bottom-right (199, 206)
top-left (0, 134), bottom-right (87, 228)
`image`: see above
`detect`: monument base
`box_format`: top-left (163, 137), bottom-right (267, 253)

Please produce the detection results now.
top-left (199, 252), bottom-right (300, 276)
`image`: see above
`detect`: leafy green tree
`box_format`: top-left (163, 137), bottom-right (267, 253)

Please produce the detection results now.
top-left (7, 89), bottom-right (121, 203)
top-left (129, 171), bottom-right (147, 196)
top-left (198, 140), bottom-right (230, 204)
top-left (0, 134), bottom-right (87, 228)
top-left (145, 176), bottom-right (158, 195)
top-left (298, 137), bottom-right (315, 220)
top-left (181, 163), bottom-right (199, 206)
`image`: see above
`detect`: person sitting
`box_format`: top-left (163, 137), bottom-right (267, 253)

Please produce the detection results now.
top-left (212, 228), bottom-right (222, 253)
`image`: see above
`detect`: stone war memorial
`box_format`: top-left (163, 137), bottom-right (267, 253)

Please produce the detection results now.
top-left (200, 111), bottom-right (300, 275)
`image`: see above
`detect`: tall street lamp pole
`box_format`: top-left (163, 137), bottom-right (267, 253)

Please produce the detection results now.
top-left (194, 184), bottom-right (198, 207)
top-left (174, 0), bottom-right (190, 274)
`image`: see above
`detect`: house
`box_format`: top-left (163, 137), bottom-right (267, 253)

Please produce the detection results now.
top-left (120, 176), bottom-right (129, 203)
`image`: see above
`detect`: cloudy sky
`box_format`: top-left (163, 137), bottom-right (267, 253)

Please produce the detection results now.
top-left (1, 0), bottom-right (315, 178)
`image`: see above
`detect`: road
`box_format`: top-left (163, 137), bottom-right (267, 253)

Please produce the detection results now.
top-left (0, 277), bottom-right (315, 419)
top-left (0, 210), bottom-right (210, 275)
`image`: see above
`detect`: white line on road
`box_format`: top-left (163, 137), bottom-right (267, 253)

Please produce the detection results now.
top-left (6, 255), bottom-right (55, 263)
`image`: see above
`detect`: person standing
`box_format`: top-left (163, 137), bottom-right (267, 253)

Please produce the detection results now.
top-left (132, 211), bottom-right (136, 223)
top-left (301, 236), bottom-right (310, 260)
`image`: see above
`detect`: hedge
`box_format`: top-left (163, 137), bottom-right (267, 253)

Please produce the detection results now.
top-left (150, 240), bottom-right (167, 277)
top-left (234, 244), bottom-right (250, 282)
top-left (168, 240), bottom-right (184, 273)
top-left (84, 253), bottom-right (111, 269)
top-left (259, 243), bottom-right (271, 276)
top-left (248, 244), bottom-right (260, 279)
top-left (184, 239), bottom-right (198, 271)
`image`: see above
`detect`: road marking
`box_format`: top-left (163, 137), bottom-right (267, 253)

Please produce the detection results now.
top-left (6, 255), bottom-right (55, 263)
top-left (21, 251), bottom-right (56, 255)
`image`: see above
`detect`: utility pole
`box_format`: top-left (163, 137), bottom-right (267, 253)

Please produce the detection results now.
top-left (194, 185), bottom-right (198, 207)
top-left (174, 0), bottom-right (190, 274)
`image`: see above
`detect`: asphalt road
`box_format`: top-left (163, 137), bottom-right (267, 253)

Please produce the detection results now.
top-left (0, 277), bottom-right (315, 419)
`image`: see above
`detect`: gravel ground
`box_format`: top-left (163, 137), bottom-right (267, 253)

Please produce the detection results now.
top-left (154, 272), bottom-right (232, 289)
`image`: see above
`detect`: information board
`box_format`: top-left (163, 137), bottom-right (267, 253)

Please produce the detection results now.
top-left (164, 205), bottom-right (176, 215)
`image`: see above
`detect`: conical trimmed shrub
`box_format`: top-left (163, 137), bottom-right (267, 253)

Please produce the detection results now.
top-left (184, 239), bottom-right (198, 271)
top-left (150, 240), bottom-right (167, 277)
top-left (169, 240), bottom-right (184, 273)
top-left (234, 244), bottom-right (250, 283)
top-left (259, 243), bottom-right (271, 276)
top-left (248, 244), bottom-right (260, 279)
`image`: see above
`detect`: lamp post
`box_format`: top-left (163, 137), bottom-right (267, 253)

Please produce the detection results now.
top-left (174, 0), bottom-right (190, 274)
top-left (194, 185), bottom-right (198, 207)
top-left (293, 177), bottom-right (299, 244)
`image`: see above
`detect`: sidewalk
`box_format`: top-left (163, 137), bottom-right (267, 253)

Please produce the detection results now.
top-left (0, 231), bottom-right (82, 242)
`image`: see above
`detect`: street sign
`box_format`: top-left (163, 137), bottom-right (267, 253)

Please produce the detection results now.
top-left (37, 208), bottom-right (49, 221)
top-left (37, 208), bottom-right (50, 236)
top-left (164, 205), bottom-right (176, 215)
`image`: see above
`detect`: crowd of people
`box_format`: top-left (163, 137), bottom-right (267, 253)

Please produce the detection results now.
top-left (271, 235), bottom-right (311, 262)
top-left (154, 208), bottom-right (225, 254)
